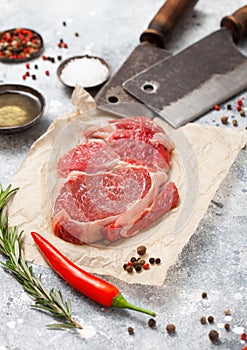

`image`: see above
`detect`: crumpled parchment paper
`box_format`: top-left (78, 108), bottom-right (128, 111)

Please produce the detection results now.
top-left (8, 86), bottom-right (247, 286)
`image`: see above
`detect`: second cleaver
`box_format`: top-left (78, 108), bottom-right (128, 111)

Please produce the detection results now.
top-left (123, 5), bottom-right (247, 128)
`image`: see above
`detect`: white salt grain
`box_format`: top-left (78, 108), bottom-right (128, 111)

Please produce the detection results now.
top-left (60, 57), bottom-right (109, 88)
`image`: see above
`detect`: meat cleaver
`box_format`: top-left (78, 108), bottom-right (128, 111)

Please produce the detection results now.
top-left (123, 5), bottom-right (247, 128)
top-left (95, 0), bottom-right (198, 116)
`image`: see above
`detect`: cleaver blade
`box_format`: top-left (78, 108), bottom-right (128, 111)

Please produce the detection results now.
top-left (95, 0), bottom-right (198, 111)
top-left (123, 5), bottom-right (247, 128)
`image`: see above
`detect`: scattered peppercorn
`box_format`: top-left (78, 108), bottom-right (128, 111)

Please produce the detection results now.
top-left (45, 70), bottom-right (50, 76)
top-left (127, 261), bottom-right (133, 266)
top-left (221, 116), bottom-right (228, 125)
top-left (143, 263), bottom-right (150, 270)
top-left (200, 316), bottom-right (207, 324)
top-left (224, 323), bottom-right (230, 331)
top-left (128, 326), bottom-right (134, 335)
top-left (149, 258), bottom-right (155, 264)
top-left (224, 309), bottom-right (231, 316)
top-left (237, 105), bottom-right (242, 111)
top-left (137, 245), bottom-right (147, 256)
top-left (63, 43), bottom-right (68, 49)
top-left (226, 103), bottom-right (232, 110)
top-left (232, 119), bottom-right (238, 126)
top-left (32, 74), bottom-right (36, 80)
top-left (166, 324), bottom-right (176, 333)
top-left (208, 329), bottom-right (219, 342)
top-left (63, 21), bottom-right (67, 26)
top-left (242, 347), bottom-right (247, 350)
top-left (57, 55), bottom-right (62, 61)
top-left (134, 264), bottom-right (142, 272)
top-left (34, 64), bottom-right (38, 69)
top-left (75, 32), bottom-right (79, 37)
top-left (25, 63), bottom-right (30, 69)
top-left (237, 99), bottom-right (243, 106)
top-left (241, 333), bottom-right (247, 341)
top-left (214, 104), bottom-right (220, 111)
top-left (42, 55), bottom-right (47, 60)
top-left (126, 265), bottom-right (133, 273)
top-left (123, 263), bottom-right (128, 270)
top-left (201, 292), bottom-right (207, 299)
top-left (208, 316), bottom-right (214, 323)
top-left (138, 259), bottom-right (146, 266)
top-left (130, 257), bottom-right (137, 263)
top-left (148, 318), bottom-right (156, 328)
top-left (240, 110), bottom-right (245, 117)
top-left (155, 258), bottom-right (161, 264)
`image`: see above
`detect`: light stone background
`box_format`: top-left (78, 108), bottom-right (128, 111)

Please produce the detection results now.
top-left (0, 1), bottom-right (246, 349)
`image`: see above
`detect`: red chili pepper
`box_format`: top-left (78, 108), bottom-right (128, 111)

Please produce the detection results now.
top-left (31, 232), bottom-right (155, 316)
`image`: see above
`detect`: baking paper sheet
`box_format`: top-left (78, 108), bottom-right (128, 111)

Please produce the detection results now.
top-left (8, 86), bottom-right (247, 286)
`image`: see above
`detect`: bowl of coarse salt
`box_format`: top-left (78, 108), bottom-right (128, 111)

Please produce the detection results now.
top-left (57, 55), bottom-right (111, 89)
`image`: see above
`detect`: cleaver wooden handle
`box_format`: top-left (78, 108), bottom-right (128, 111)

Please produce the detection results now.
top-left (140, 0), bottom-right (198, 48)
top-left (221, 5), bottom-right (247, 43)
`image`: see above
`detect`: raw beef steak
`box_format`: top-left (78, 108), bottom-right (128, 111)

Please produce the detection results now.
top-left (52, 116), bottom-right (179, 244)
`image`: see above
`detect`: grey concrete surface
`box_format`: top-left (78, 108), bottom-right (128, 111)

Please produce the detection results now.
top-left (0, 1), bottom-right (246, 349)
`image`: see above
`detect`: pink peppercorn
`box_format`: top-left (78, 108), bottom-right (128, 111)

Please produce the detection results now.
top-left (241, 333), bottom-right (247, 341)
top-left (214, 104), bottom-right (220, 111)
top-left (45, 70), bottom-right (50, 76)
top-left (143, 263), bottom-right (150, 270)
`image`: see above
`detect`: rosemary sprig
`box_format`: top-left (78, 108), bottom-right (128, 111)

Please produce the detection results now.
top-left (0, 184), bottom-right (82, 330)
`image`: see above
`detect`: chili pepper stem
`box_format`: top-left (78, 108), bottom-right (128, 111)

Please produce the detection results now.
top-left (112, 293), bottom-right (156, 317)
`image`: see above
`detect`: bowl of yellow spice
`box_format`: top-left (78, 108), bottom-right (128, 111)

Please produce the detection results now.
top-left (0, 84), bottom-right (45, 133)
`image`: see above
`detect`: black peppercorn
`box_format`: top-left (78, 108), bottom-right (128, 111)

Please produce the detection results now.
top-left (208, 329), bottom-right (219, 342)
top-left (134, 264), bottom-right (142, 272)
top-left (149, 258), bottom-right (155, 264)
top-left (130, 257), bottom-right (137, 263)
top-left (128, 327), bottom-right (134, 335)
top-left (208, 316), bottom-right (214, 323)
top-left (221, 116), bottom-right (228, 125)
top-left (155, 258), bottom-right (161, 264)
top-left (126, 265), bottom-right (133, 273)
top-left (166, 323), bottom-right (176, 333)
top-left (137, 245), bottom-right (147, 256)
top-left (148, 318), bottom-right (156, 328)
top-left (201, 292), bottom-right (207, 299)
top-left (123, 263), bottom-right (128, 270)
top-left (138, 259), bottom-right (145, 266)
top-left (224, 323), bottom-right (230, 331)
